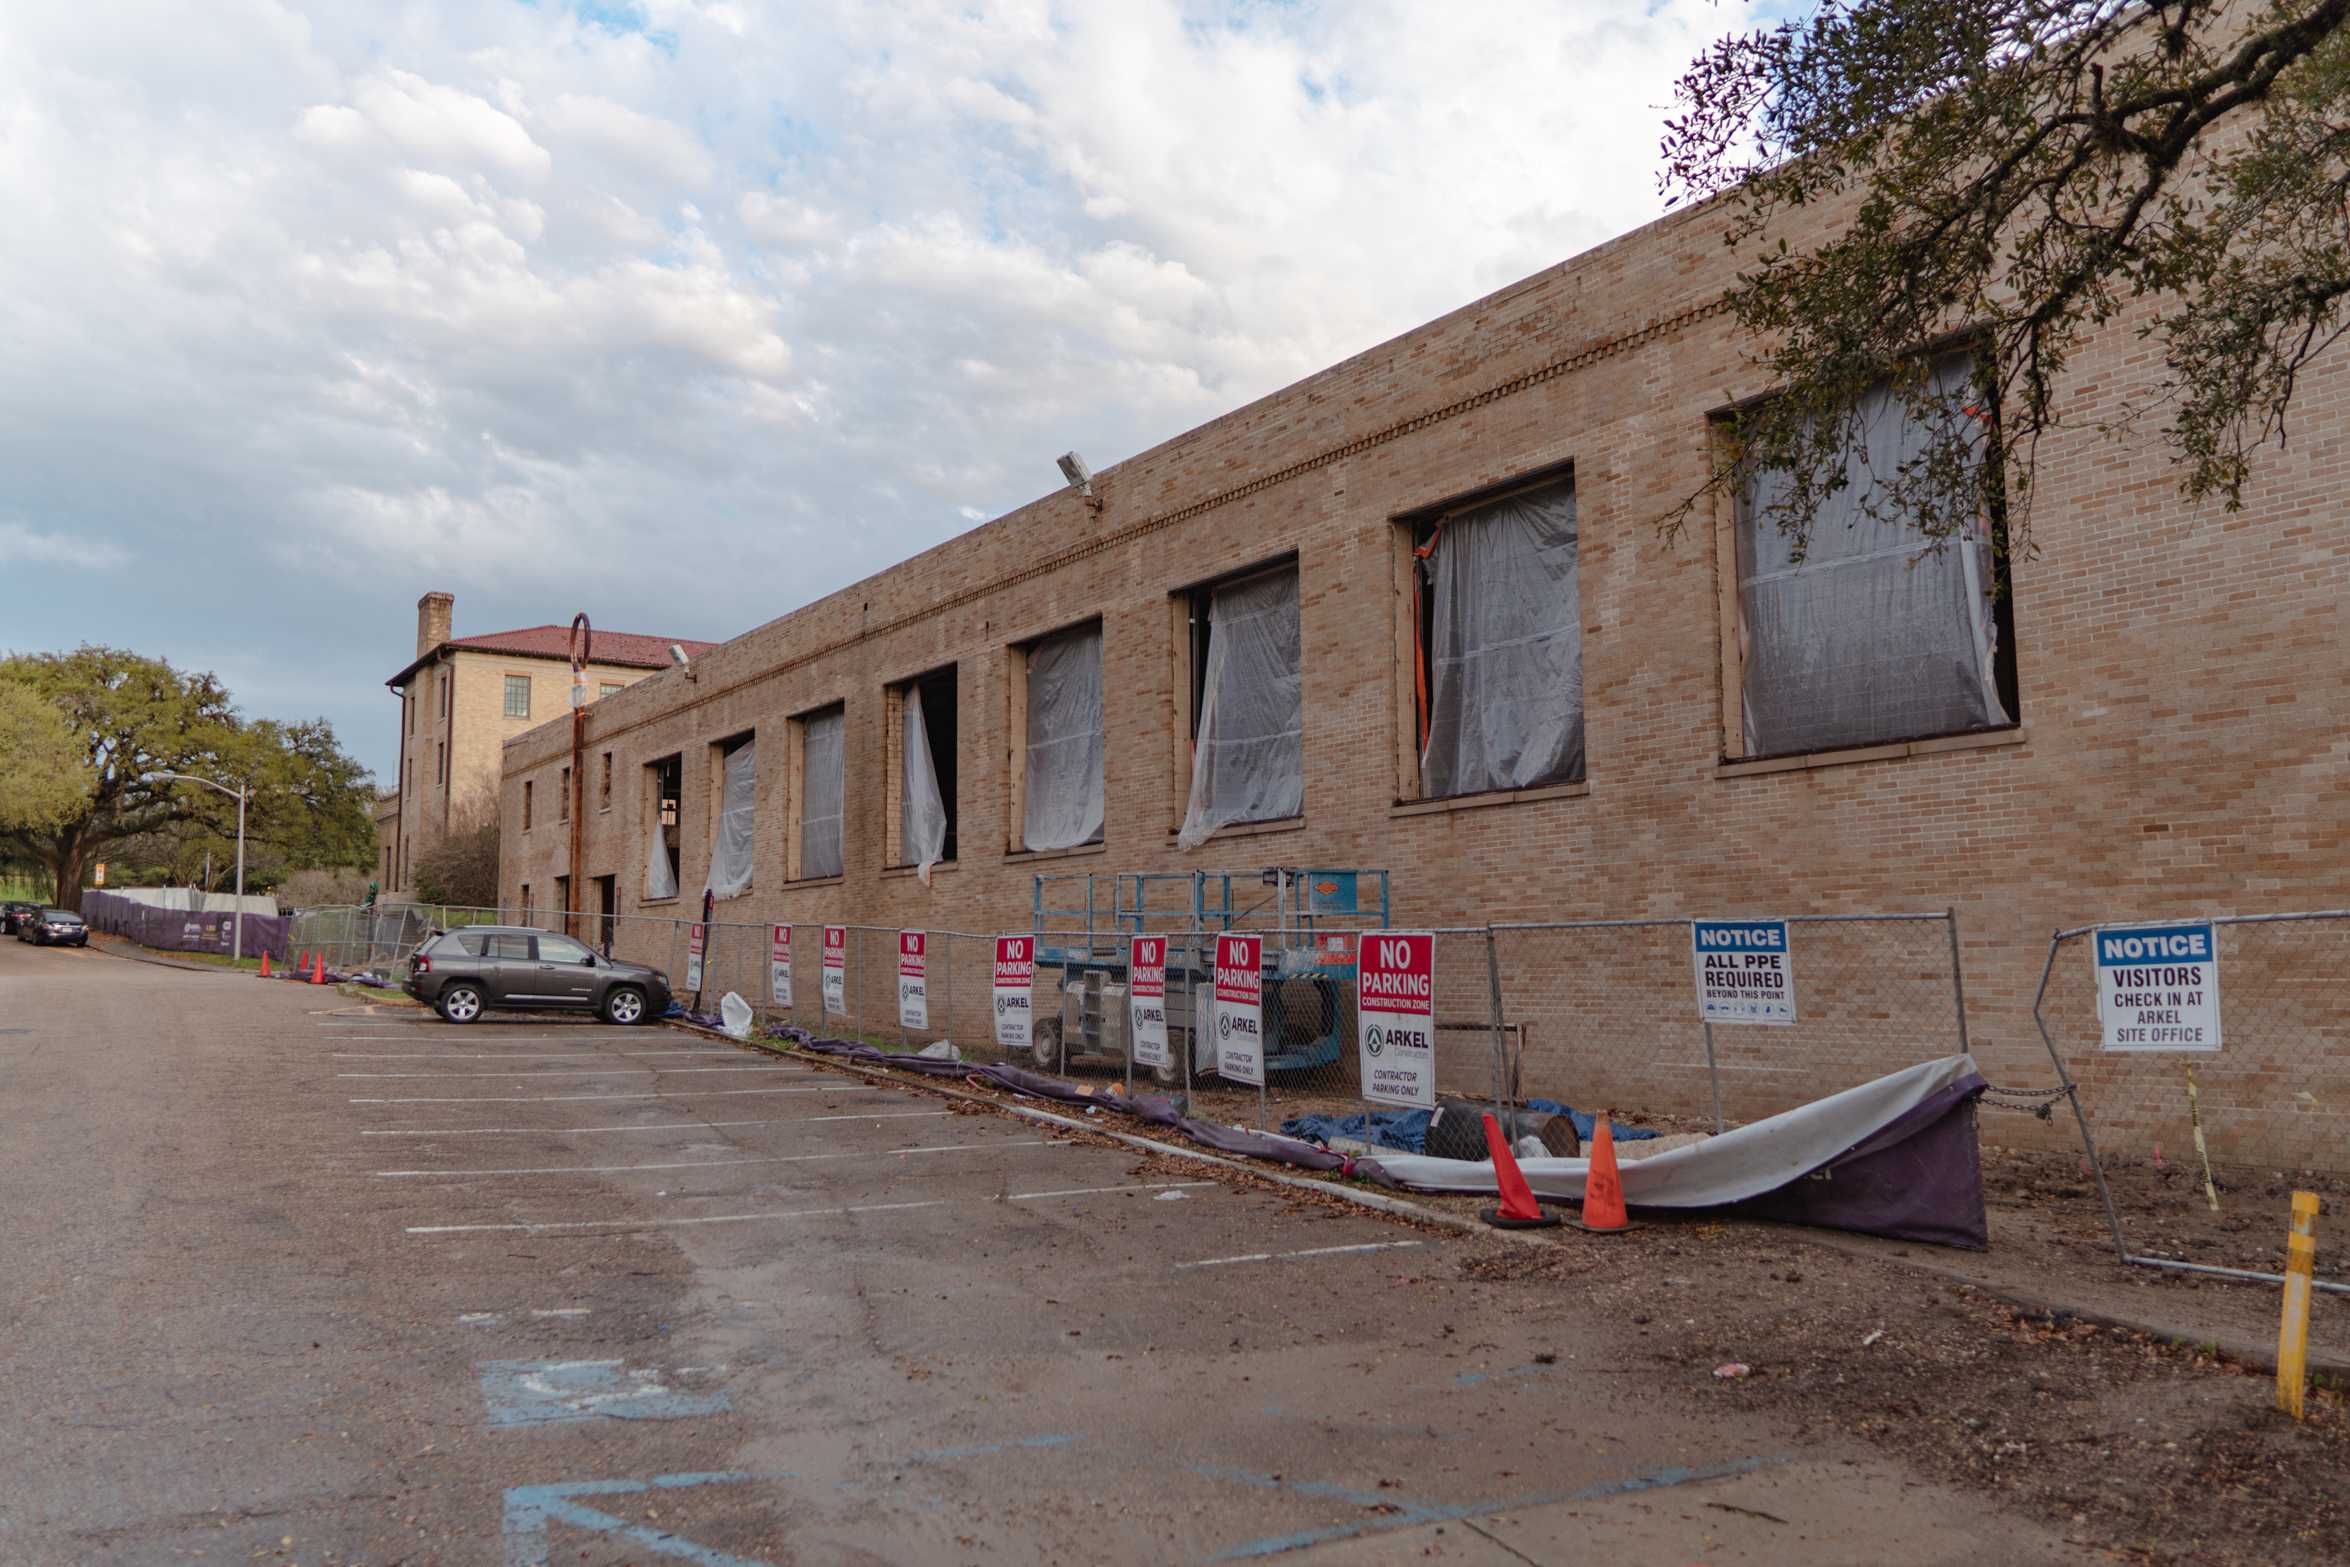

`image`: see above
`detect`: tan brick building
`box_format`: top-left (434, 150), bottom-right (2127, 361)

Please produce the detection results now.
top-left (385, 592), bottom-right (718, 897)
top-left (497, 189), bottom-right (2350, 1172)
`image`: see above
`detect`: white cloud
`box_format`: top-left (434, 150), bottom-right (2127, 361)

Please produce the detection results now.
top-left (0, 522), bottom-right (128, 569)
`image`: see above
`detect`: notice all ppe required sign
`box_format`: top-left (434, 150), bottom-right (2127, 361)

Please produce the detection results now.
top-left (2095, 922), bottom-right (2222, 1052)
top-left (1691, 919), bottom-right (1796, 1025)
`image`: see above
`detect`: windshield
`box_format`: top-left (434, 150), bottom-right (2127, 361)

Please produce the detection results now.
top-left (45, 911), bottom-right (82, 923)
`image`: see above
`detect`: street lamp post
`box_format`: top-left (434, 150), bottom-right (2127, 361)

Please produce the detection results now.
top-left (148, 772), bottom-right (250, 962)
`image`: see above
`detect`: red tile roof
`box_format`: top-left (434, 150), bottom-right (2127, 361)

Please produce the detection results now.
top-left (388, 626), bottom-right (721, 688)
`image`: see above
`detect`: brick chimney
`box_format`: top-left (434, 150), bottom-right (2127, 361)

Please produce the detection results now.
top-left (416, 591), bottom-right (454, 658)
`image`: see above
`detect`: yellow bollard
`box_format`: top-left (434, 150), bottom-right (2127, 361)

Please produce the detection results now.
top-left (2276, 1191), bottom-right (2320, 1420)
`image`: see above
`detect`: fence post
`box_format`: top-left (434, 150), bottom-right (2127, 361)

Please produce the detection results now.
top-left (1943, 909), bottom-right (1973, 1058)
top-left (2030, 929), bottom-right (2131, 1263)
top-left (1481, 927), bottom-right (1507, 1108)
top-left (1695, 921), bottom-right (1725, 1133)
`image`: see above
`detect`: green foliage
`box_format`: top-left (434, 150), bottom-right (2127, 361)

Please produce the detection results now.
top-left (0, 678), bottom-right (86, 836)
top-left (1661, 0), bottom-right (2350, 553)
top-left (0, 645), bottom-right (378, 903)
top-left (412, 799), bottom-right (501, 908)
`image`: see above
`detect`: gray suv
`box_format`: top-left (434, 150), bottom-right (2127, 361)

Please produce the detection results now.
top-left (406, 926), bottom-right (671, 1025)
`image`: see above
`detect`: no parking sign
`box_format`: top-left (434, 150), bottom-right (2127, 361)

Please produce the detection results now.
top-left (898, 931), bottom-right (928, 1030)
top-left (993, 935), bottom-right (1034, 1050)
top-left (1213, 933), bottom-right (1264, 1086)
top-left (821, 925), bottom-right (846, 1017)
top-left (1357, 932), bottom-right (1436, 1108)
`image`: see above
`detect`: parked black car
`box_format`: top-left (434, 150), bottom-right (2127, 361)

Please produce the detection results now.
top-left (21, 909), bottom-right (88, 947)
top-left (405, 925), bottom-right (669, 1025)
top-left (1, 900), bottom-right (40, 934)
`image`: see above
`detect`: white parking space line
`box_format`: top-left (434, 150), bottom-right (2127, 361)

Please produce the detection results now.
top-left (359, 1110), bottom-right (950, 1137)
top-left (374, 1139), bottom-right (1045, 1177)
top-left (404, 1182), bottom-right (1214, 1235)
top-left (335, 1066), bottom-right (804, 1079)
top-left (352, 1085), bottom-right (878, 1104)
top-left (330, 1050), bottom-right (742, 1060)
top-left (1173, 1241), bottom-right (1427, 1270)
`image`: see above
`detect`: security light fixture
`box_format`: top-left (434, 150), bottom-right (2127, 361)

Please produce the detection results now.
top-left (1058, 451), bottom-right (1102, 511)
top-left (669, 643), bottom-right (698, 683)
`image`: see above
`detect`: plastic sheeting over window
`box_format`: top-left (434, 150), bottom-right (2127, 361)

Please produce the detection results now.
top-left (901, 692), bottom-right (947, 884)
top-left (705, 739), bottom-right (756, 900)
top-left (1178, 567), bottom-right (1303, 848)
top-left (643, 808), bottom-right (677, 900)
top-left (1023, 624), bottom-right (1104, 851)
top-left (1419, 478), bottom-right (1584, 798)
top-left (799, 710), bottom-right (845, 879)
top-left (1737, 355), bottom-right (2009, 757)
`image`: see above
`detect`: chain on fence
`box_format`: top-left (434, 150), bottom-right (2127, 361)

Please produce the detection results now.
top-left (2035, 912), bottom-right (2350, 1294)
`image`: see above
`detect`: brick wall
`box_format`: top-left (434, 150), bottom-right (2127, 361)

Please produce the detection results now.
top-left (495, 192), bottom-right (2350, 1173)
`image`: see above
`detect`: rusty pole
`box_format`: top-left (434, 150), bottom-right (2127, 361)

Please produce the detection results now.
top-left (567, 613), bottom-right (592, 940)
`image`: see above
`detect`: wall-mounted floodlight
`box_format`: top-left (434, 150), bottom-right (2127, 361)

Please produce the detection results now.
top-left (669, 643), bottom-right (698, 683)
top-left (1057, 451), bottom-right (1102, 511)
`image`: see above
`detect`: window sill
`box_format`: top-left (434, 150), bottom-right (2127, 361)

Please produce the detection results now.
top-left (1165, 815), bottom-right (1306, 844)
top-left (1714, 725), bottom-right (2026, 779)
top-left (783, 875), bottom-right (846, 889)
top-left (1390, 781), bottom-right (1588, 819)
top-left (1004, 840), bottom-right (1108, 866)
top-left (881, 861), bottom-right (959, 881)
top-left (640, 896), bottom-right (681, 907)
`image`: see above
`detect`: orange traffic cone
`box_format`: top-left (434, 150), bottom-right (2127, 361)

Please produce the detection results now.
top-left (295, 949), bottom-right (310, 979)
top-left (1576, 1115), bottom-right (1634, 1233)
top-left (258, 951), bottom-right (271, 978)
top-left (310, 953), bottom-right (325, 985)
top-left (1479, 1112), bottom-right (1561, 1230)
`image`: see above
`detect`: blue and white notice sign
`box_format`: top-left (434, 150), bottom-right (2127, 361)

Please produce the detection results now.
top-left (1691, 918), bottom-right (1797, 1025)
top-left (2095, 922), bottom-right (2222, 1052)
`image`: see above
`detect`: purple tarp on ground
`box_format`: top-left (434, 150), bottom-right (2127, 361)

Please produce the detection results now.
top-left (78, 890), bottom-right (291, 960)
top-left (1729, 1076), bottom-right (1989, 1249)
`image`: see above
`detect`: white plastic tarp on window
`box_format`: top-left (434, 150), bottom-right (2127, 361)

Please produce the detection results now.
top-left (1022, 625), bottom-right (1104, 851)
top-left (643, 806), bottom-right (678, 900)
top-left (1178, 567), bottom-right (1303, 848)
top-left (705, 739), bottom-right (756, 900)
top-left (799, 711), bottom-right (845, 879)
top-left (1738, 355), bottom-right (2009, 757)
top-left (1419, 479), bottom-right (1584, 798)
top-left (901, 691), bottom-right (947, 884)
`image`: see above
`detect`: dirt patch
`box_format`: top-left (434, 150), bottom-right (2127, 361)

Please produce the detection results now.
top-left (1986, 1141), bottom-right (2347, 1281)
top-left (1456, 1222), bottom-right (2348, 1565)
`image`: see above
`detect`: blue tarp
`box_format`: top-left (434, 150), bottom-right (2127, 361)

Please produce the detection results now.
top-left (1282, 1100), bottom-right (1659, 1154)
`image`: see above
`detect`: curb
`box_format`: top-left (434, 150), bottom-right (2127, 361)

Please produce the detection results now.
top-left (664, 1020), bottom-right (1549, 1246)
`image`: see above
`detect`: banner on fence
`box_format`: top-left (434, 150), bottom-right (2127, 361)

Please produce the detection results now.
top-left (769, 925), bottom-right (793, 1008)
top-left (992, 935), bottom-right (1034, 1050)
top-left (898, 930), bottom-right (928, 1029)
top-left (685, 924), bottom-right (706, 993)
top-left (822, 925), bottom-right (846, 1017)
top-left (1214, 932), bottom-right (1264, 1085)
top-left (1129, 935), bottom-right (1170, 1070)
top-left (1691, 918), bottom-right (1796, 1025)
top-left (2095, 922), bottom-right (2222, 1052)
top-left (1357, 931), bottom-right (1436, 1107)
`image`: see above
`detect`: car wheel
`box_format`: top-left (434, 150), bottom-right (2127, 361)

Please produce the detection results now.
top-left (602, 985), bottom-right (647, 1026)
top-left (1150, 1053), bottom-right (1183, 1089)
top-left (438, 984), bottom-right (484, 1024)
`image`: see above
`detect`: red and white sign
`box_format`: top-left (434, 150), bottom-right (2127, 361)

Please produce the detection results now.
top-left (1357, 932), bottom-right (1437, 1108)
top-left (897, 930), bottom-right (928, 1030)
top-left (685, 923), bottom-right (706, 993)
top-left (993, 935), bottom-right (1035, 1050)
top-left (769, 925), bottom-right (794, 1008)
top-left (1128, 935), bottom-right (1170, 1071)
top-left (1213, 932), bottom-right (1264, 1085)
top-left (821, 924), bottom-right (847, 1017)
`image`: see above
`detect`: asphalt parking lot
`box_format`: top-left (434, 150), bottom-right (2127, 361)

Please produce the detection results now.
top-left (1, 936), bottom-right (2082, 1565)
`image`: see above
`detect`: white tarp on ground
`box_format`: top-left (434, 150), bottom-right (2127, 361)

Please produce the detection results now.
top-left (644, 819), bottom-right (678, 900)
top-left (800, 710), bottom-right (845, 880)
top-left (1179, 566), bottom-right (1304, 848)
top-left (706, 739), bottom-right (756, 900)
top-left (1420, 477), bottom-right (1584, 797)
top-left (1738, 353), bottom-right (2009, 757)
top-left (106, 887), bottom-right (280, 915)
top-left (902, 692), bottom-right (947, 883)
top-left (1364, 1053), bottom-right (1979, 1208)
top-left (1023, 624), bottom-right (1104, 851)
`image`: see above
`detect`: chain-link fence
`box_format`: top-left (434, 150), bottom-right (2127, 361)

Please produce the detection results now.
top-left (1488, 913), bottom-right (1971, 1133)
top-left (2034, 912), bottom-right (2350, 1294)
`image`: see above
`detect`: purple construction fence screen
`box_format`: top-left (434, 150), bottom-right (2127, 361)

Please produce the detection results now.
top-left (78, 890), bottom-right (291, 961)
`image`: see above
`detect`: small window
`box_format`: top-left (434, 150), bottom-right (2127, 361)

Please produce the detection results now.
top-left (440, 668), bottom-right (450, 719)
top-left (1731, 351), bottom-right (2016, 758)
top-left (708, 733), bottom-right (757, 900)
top-left (796, 707), bottom-right (845, 879)
top-left (406, 690), bottom-right (415, 734)
top-left (522, 780), bottom-right (534, 830)
top-left (516, 889), bottom-right (532, 927)
top-left (644, 755), bottom-right (682, 898)
top-left (504, 674), bottom-right (532, 718)
top-left (1021, 622), bottom-right (1105, 851)
top-left (1413, 473), bottom-right (1584, 799)
top-left (600, 682), bottom-right (624, 699)
top-left (435, 930), bottom-right (485, 957)
top-left (1179, 561), bottom-right (1302, 845)
top-left (599, 751), bottom-right (613, 811)
top-left (891, 668), bottom-right (957, 873)
top-left (487, 931), bottom-right (532, 959)
top-left (437, 741), bottom-right (447, 789)
top-left (558, 767), bottom-right (571, 822)
top-left (537, 933), bottom-right (593, 964)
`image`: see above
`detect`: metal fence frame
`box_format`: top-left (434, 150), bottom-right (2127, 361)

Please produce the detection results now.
top-left (2034, 910), bottom-right (2350, 1296)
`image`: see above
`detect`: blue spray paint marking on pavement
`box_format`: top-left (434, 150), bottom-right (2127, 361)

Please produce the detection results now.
top-left (502, 1471), bottom-right (787, 1567)
top-left (480, 1359), bottom-right (732, 1427)
top-left (1199, 1454), bottom-right (1787, 1561)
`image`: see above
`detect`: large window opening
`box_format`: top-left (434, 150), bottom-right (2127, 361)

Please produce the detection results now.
top-left (1412, 472), bottom-right (1585, 799)
top-left (1731, 351), bottom-right (2017, 758)
top-left (644, 754), bottom-right (682, 899)
top-left (795, 706), bottom-right (846, 880)
top-left (1178, 560), bottom-right (1303, 846)
top-left (1021, 622), bottom-right (1104, 852)
top-left (706, 732), bottom-right (756, 900)
top-left (892, 667), bottom-right (958, 878)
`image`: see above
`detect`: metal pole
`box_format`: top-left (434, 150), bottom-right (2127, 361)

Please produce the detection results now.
top-left (566, 613), bottom-right (592, 941)
top-left (1481, 927), bottom-right (1507, 1109)
top-left (1702, 1020), bottom-right (1724, 1134)
top-left (2030, 930), bottom-right (2130, 1262)
top-left (231, 785), bottom-right (247, 963)
top-left (1942, 909), bottom-right (1972, 1057)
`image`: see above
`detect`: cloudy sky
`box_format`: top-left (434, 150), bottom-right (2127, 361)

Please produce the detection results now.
top-left (0, 0), bottom-right (1744, 783)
